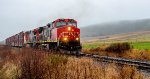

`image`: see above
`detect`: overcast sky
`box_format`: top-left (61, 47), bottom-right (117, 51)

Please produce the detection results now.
top-left (1, 0), bottom-right (150, 41)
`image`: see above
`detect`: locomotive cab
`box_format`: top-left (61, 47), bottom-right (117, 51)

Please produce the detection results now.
top-left (51, 19), bottom-right (81, 51)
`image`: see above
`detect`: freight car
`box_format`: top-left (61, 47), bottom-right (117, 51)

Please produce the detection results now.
top-left (5, 19), bottom-right (82, 54)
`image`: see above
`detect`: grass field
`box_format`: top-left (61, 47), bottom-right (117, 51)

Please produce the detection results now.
top-left (131, 42), bottom-right (150, 50)
top-left (82, 42), bottom-right (150, 61)
top-left (82, 42), bottom-right (102, 49)
top-left (83, 41), bottom-right (150, 50)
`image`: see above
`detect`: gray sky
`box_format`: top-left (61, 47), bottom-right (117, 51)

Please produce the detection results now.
top-left (1, 0), bottom-right (150, 41)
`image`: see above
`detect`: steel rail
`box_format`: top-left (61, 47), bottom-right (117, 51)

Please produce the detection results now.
top-left (80, 53), bottom-right (150, 68)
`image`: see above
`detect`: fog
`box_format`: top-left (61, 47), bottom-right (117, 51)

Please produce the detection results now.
top-left (0, 0), bottom-right (150, 41)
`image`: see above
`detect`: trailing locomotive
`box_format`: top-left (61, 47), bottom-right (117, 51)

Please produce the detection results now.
top-left (5, 19), bottom-right (82, 54)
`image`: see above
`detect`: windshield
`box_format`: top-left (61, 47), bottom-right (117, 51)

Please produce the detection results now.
top-left (56, 22), bottom-right (77, 28)
top-left (68, 22), bottom-right (77, 26)
top-left (56, 22), bottom-right (66, 27)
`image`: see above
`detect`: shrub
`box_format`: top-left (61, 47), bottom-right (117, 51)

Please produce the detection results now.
top-left (105, 42), bottom-right (131, 53)
top-left (19, 48), bottom-right (69, 79)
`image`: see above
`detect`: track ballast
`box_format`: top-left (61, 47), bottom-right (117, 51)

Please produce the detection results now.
top-left (80, 53), bottom-right (150, 68)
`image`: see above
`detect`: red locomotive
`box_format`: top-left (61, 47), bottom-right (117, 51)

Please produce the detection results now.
top-left (6, 19), bottom-right (82, 54)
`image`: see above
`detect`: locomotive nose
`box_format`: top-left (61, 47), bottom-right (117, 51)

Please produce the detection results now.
top-left (58, 26), bottom-right (80, 41)
top-left (57, 25), bottom-right (81, 51)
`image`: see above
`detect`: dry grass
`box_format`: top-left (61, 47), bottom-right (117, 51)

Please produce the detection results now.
top-left (121, 49), bottom-right (150, 60)
top-left (0, 45), bottom-right (147, 79)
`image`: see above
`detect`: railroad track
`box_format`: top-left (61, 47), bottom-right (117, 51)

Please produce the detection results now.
top-left (80, 53), bottom-right (150, 68)
top-left (57, 50), bottom-right (150, 68)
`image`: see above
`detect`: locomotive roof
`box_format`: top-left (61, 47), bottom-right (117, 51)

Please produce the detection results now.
top-left (54, 18), bottom-right (77, 23)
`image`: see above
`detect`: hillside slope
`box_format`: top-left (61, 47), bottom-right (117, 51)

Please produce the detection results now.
top-left (81, 19), bottom-right (150, 38)
top-left (0, 41), bottom-right (5, 45)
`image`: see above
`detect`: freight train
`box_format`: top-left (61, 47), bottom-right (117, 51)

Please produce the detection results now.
top-left (5, 19), bottom-right (82, 54)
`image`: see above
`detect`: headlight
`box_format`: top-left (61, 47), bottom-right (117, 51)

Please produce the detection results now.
top-left (76, 37), bottom-right (79, 41)
top-left (64, 37), bottom-right (67, 41)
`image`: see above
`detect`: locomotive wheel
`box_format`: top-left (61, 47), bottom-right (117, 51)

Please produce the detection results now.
top-left (75, 51), bottom-right (80, 56)
top-left (48, 43), bottom-right (58, 52)
top-left (69, 50), bottom-right (81, 56)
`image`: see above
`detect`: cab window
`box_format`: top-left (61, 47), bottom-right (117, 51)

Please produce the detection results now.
top-left (56, 21), bottom-right (77, 28)
top-left (67, 22), bottom-right (77, 27)
top-left (56, 22), bottom-right (67, 28)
